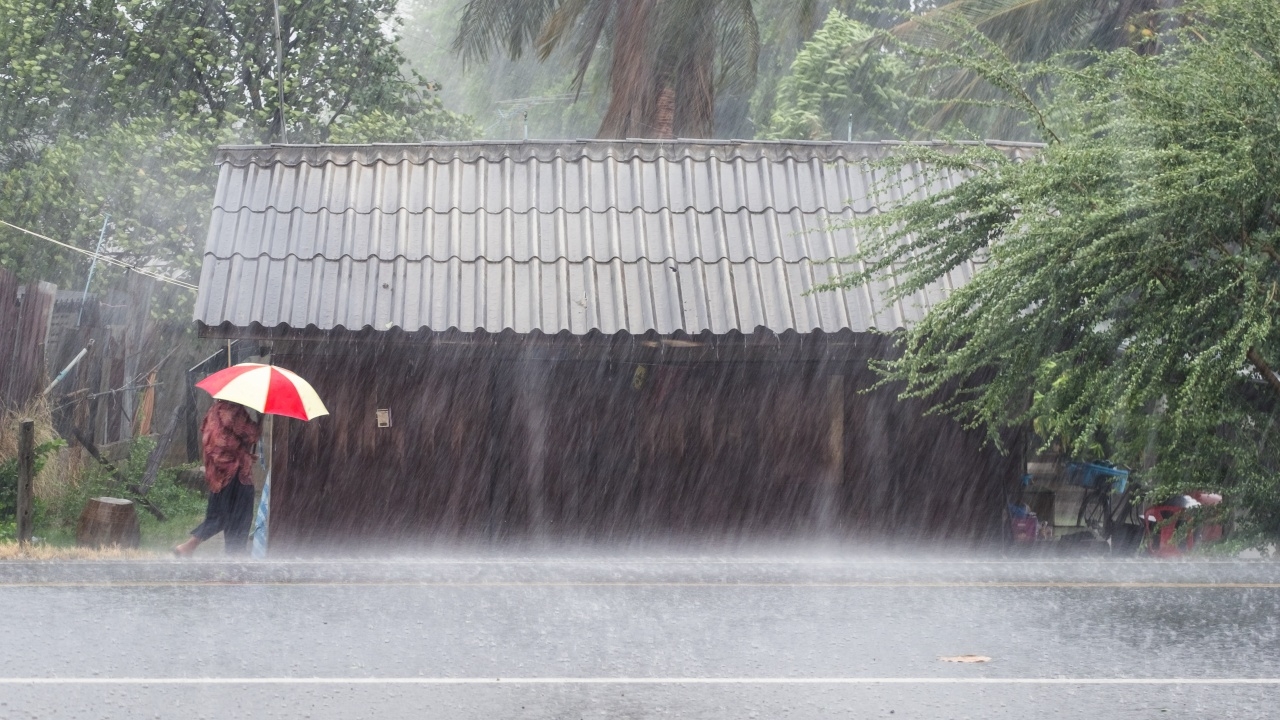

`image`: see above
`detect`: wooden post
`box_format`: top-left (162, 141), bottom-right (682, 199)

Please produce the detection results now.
top-left (16, 419), bottom-right (35, 545)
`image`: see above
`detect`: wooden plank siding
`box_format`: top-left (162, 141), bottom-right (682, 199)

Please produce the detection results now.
top-left (268, 335), bottom-right (1018, 549)
top-left (0, 267), bottom-right (57, 410)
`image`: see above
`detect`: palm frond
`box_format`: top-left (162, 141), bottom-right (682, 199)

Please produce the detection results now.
top-left (537, 0), bottom-right (593, 61)
top-left (452, 0), bottom-right (561, 64)
top-left (561, 0), bottom-right (614, 94)
top-left (887, 0), bottom-right (1163, 137)
top-left (714, 0), bottom-right (762, 95)
top-left (895, 0), bottom-right (1115, 62)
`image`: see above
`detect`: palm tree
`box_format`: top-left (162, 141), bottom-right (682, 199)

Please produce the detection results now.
top-left (452, 0), bottom-right (759, 139)
top-left (889, 0), bottom-right (1174, 136)
top-left (896, 0), bottom-right (1167, 57)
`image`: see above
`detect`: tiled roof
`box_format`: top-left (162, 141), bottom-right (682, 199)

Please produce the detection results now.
top-left (195, 139), bottom-right (1038, 336)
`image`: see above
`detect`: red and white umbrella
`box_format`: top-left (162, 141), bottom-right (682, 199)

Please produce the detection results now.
top-left (195, 363), bottom-right (328, 421)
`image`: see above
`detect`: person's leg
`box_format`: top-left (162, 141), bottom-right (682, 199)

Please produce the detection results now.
top-left (175, 485), bottom-right (229, 556)
top-left (222, 479), bottom-right (255, 555)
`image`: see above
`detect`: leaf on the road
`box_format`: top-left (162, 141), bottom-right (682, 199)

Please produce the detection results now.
top-left (939, 655), bottom-right (991, 663)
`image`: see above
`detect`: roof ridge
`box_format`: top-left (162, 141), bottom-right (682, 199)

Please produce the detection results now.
top-left (210, 205), bottom-right (881, 217)
top-left (197, 319), bottom-right (884, 337)
top-left (202, 251), bottom-right (853, 265)
top-left (215, 139), bottom-right (1041, 168)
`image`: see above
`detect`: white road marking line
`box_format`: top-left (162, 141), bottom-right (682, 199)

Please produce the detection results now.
top-left (0, 677), bottom-right (1277, 685)
top-left (0, 559), bottom-right (1264, 566)
top-left (1, 581), bottom-right (1277, 588)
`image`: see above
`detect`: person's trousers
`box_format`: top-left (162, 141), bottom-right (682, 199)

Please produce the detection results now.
top-left (190, 476), bottom-right (255, 554)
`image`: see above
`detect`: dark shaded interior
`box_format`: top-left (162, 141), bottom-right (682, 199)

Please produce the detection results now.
top-left (267, 331), bottom-right (1018, 548)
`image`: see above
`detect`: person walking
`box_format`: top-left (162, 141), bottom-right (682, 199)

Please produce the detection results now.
top-left (174, 400), bottom-right (261, 556)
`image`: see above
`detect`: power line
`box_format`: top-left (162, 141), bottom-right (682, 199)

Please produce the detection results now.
top-left (0, 219), bottom-right (198, 291)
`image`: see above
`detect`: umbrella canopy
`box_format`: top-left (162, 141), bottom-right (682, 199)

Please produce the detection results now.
top-left (195, 363), bottom-right (329, 421)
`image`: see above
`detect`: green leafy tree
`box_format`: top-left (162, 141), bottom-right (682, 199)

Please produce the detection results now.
top-left (747, 1), bottom-right (926, 139)
top-left (0, 118), bottom-right (231, 285)
top-left (0, 0), bottom-right (475, 287)
top-left (0, 0), bottom-right (470, 150)
top-left (824, 0), bottom-right (1280, 538)
top-left (765, 10), bottom-right (914, 141)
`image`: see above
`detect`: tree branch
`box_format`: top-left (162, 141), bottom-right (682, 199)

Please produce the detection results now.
top-left (1259, 242), bottom-right (1280, 267)
top-left (67, 426), bottom-right (167, 521)
top-left (1247, 347), bottom-right (1280, 400)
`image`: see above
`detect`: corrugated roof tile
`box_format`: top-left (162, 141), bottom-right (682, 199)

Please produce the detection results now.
top-left (197, 140), bottom-right (1038, 335)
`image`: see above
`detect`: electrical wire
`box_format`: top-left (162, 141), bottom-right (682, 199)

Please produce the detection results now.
top-left (0, 219), bottom-right (198, 291)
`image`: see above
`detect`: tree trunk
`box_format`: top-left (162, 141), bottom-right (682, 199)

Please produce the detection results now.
top-left (76, 497), bottom-right (141, 549)
top-left (597, 0), bottom-right (658, 138)
top-left (594, 0), bottom-right (719, 140)
top-left (671, 8), bottom-right (715, 138)
top-left (653, 85), bottom-right (676, 139)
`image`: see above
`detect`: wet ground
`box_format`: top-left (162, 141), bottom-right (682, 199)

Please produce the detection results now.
top-left (0, 553), bottom-right (1277, 718)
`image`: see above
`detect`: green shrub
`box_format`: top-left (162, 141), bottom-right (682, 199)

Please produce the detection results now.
top-left (0, 439), bottom-right (66, 540)
top-left (38, 436), bottom-right (206, 546)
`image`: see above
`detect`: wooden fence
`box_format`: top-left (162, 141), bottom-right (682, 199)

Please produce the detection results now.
top-left (1, 263), bottom-right (205, 460)
top-left (0, 266), bottom-right (56, 411)
top-left (44, 274), bottom-right (203, 455)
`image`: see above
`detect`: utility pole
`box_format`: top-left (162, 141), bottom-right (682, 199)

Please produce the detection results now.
top-left (274, 0), bottom-right (287, 143)
top-left (77, 215), bottom-right (109, 325)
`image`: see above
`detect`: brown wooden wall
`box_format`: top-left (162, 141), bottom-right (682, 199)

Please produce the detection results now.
top-left (269, 335), bottom-right (1019, 549)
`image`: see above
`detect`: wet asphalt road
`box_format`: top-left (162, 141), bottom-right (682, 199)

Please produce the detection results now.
top-left (0, 553), bottom-right (1278, 719)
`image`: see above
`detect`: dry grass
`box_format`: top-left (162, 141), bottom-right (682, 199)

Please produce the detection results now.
top-left (1, 397), bottom-right (76, 500)
top-left (0, 397), bottom-right (56, 456)
top-left (0, 541), bottom-right (160, 560)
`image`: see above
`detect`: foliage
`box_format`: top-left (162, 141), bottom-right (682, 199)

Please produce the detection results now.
top-left (402, 0), bottom-right (922, 140)
top-left (0, 0), bottom-right (474, 289)
top-left (748, 0), bottom-right (924, 139)
top-left (38, 437), bottom-right (206, 545)
top-left (764, 10), bottom-right (914, 141)
top-left (330, 99), bottom-right (479, 144)
top-left (0, 0), bottom-right (466, 150)
top-left (452, 0), bottom-right (760, 138)
top-left (0, 117), bottom-right (231, 285)
top-left (400, 0), bottom-right (624, 140)
top-left (889, 0), bottom-right (1169, 137)
top-left (821, 0), bottom-right (1280, 538)
top-left (0, 439), bottom-right (66, 540)
top-left (893, 0), bottom-right (1161, 66)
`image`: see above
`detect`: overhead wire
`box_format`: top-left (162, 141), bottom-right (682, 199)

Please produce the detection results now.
top-left (0, 219), bottom-right (198, 291)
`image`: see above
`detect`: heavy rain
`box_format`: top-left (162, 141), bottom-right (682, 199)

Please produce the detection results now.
top-left (1, 0), bottom-right (1279, 717)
